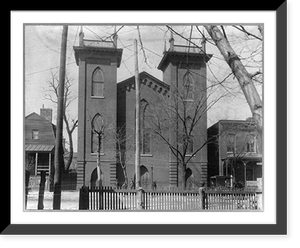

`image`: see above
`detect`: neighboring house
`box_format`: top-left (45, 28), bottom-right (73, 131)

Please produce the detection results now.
top-left (73, 29), bottom-right (212, 189)
top-left (207, 119), bottom-right (262, 188)
top-left (25, 108), bottom-right (55, 176)
top-left (25, 108), bottom-right (77, 190)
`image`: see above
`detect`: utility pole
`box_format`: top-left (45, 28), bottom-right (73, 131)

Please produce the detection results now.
top-left (53, 25), bottom-right (68, 210)
top-left (134, 39), bottom-right (143, 210)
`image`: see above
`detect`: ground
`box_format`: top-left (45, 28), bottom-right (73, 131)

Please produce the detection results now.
top-left (26, 190), bottom-right (79, 210)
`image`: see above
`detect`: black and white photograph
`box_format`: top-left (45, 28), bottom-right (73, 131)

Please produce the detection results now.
top-left (24, 24), bottom-right (263, 212)
top-left (5, 5), bottom-right (290, 240)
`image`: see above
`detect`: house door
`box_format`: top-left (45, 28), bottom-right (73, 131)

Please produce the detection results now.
top-left (235, 161), bottom-right (245, 187)
top-left (140, 165), bottom-right (151, 189)
top-left (185, 168), bottom-right (195, 189)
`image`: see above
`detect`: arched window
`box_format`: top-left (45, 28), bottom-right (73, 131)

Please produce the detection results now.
top-left (92, 67), bottom-right (104, 97)
top-left (141, 99), bottom-right (151, 154)
top-left (91, 114), bottom-right (104, 154)
top-left (183, 71), bottom-right (194, 101)
top-left (140, 165), bottom-right (151, 189)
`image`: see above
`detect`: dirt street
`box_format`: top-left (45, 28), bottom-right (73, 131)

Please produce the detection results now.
top-left (26, 191), bottom-right (79, 210)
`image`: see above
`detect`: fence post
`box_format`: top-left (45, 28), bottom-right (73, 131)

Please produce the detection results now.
top-left (38, 171), bottom-right (46, 210)
top-left (79, 186), bottom-right (89, 210)
top-left (25, 170), bottom-right (30, 209)
top-left (199, 187), bottom-right (205, 210)
top-left (257, 191), bottom-right (263, 210)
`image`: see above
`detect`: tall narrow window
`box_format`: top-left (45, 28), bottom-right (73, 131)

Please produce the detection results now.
top-left (92, 67), bottom-right (104, 97)
top-left (183, 71), bottom-right (194, 101)
top-left (184, 117), bottom-right (194, 155)
top-left (91, 114), bottom-right (104, 154)
top-left (141, 99), bottom-right (151, 154)
top-left (246, 134), bottom-right (256, 153)
top-left (227, 134), bottom-right (236, 153)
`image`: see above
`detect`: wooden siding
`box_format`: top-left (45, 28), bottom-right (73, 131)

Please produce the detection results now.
top-left (25, 112), bottom-right (56, 146)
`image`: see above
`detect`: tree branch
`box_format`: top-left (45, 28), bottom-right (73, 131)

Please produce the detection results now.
top-left (232, 25), bottom-right (262, 41)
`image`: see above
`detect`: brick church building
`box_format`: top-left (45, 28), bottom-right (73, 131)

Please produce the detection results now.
top-left (73, 28), bottom-right (212, 190)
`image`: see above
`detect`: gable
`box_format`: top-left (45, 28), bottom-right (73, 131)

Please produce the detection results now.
top-left (117, 71), bottom-right (169, 97)
top-left (25, 112), bottom-right (56, 146)
top-left (25, 112), bottom-right (45, 121)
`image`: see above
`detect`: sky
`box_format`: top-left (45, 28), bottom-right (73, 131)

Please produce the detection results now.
top-left (24, 25), bottom-right (262, 152)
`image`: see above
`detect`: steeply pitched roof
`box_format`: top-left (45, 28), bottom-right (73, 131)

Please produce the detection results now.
top-left (25, 112), bottom-right (57, 146)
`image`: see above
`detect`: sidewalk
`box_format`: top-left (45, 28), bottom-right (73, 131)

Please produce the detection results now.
top-left (26, 190), bottom-right (79, 210)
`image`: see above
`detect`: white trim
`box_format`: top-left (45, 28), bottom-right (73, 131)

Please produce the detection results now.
top-left (140, 154), bottom-right (153, 157)
top-left (91, 96), bottom-right (105, 99)
top-left (91, 152), bottom-right (105, 156)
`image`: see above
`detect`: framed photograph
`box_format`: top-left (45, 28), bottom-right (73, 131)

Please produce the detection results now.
top-left (5, 2), bottom-right (286, 235)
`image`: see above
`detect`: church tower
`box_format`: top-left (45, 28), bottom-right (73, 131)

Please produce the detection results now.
top-left (74, 27), bottom-right (123, 188)
top-left (158, 31), bottom-right (212, 188)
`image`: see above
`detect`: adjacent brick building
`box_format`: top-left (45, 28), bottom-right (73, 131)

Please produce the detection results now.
top-left (73, 29), bottom-right (212, 190)
top-left (207, 119), bottom-right (263, 188)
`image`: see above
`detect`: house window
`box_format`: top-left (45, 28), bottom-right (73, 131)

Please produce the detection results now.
top-left (183, 71), bottom-right (194, 101)
top-left (92, 67), bottom-right (104, 97)
top-left (246, 134), bottom-right (256, 153)
top-left (32, 130), bottom-right (39, 140)
top-left (91, 114), bottom-right (104, 154)
top-left (141, 99), bottom-right (151, 154)
top-left (227, 134), bottom-right (236, 153)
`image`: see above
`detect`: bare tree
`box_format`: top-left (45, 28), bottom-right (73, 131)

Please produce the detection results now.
top-left (25, 154), bottom-right (35, 173)
top-left (113, 125), bottom-right (135, 189)
top-left (90, 114), bottom-right (105, 187)
top-left (148, 74), bottom-right (228, 189)
top-left (45, 71), bottom-right (78, 172)
top-left (166, 25), bottom-right (262, 129)
top-left (203, 25), bottom-right (263, 132)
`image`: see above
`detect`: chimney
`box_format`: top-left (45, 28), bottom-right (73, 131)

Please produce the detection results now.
top-left (40, 106), bottom-right (53, 123)
top-left (79, 26), bottom-right (84, 46)
top-left (169, 31), bottom-right (174, 51)
top-left (113, 26), bottom-right (118, 48)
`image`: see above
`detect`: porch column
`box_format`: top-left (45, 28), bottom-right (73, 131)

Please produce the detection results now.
top-left (243, 161), bottom-right (247, 186)
top-left (35, 152), bottom-right (38, 175)
top-left (49, 153), bottom-right (52, 175)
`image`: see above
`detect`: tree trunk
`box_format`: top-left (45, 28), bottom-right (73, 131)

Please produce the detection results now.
top-left (121, 164), bottom-right (128, 188)
top-left (38, 171), bottom-right (46, 210)
top-left (96, 133), bottom-right (102, 187)
top-left (204, 25), bottom-right (263, 132)
top-left (64, 123), bottom-right (74, 172)
top-left (117, 141), bottom-right (128, 188)
top-left (25, 170), bottom-right (30, 209)
top-left (63, 113), bottom-right (71, 172)
top-left (178, 162), bottom-right (186, 189)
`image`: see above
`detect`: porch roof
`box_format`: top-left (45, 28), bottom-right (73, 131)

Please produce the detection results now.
top-left (221, 153), bottom-right (262, 162)
top-left (25, 144), bottom-right (55, 152)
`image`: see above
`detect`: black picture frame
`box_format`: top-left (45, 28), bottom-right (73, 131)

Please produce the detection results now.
top-left (4, 2), bottom-right (287, 235)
